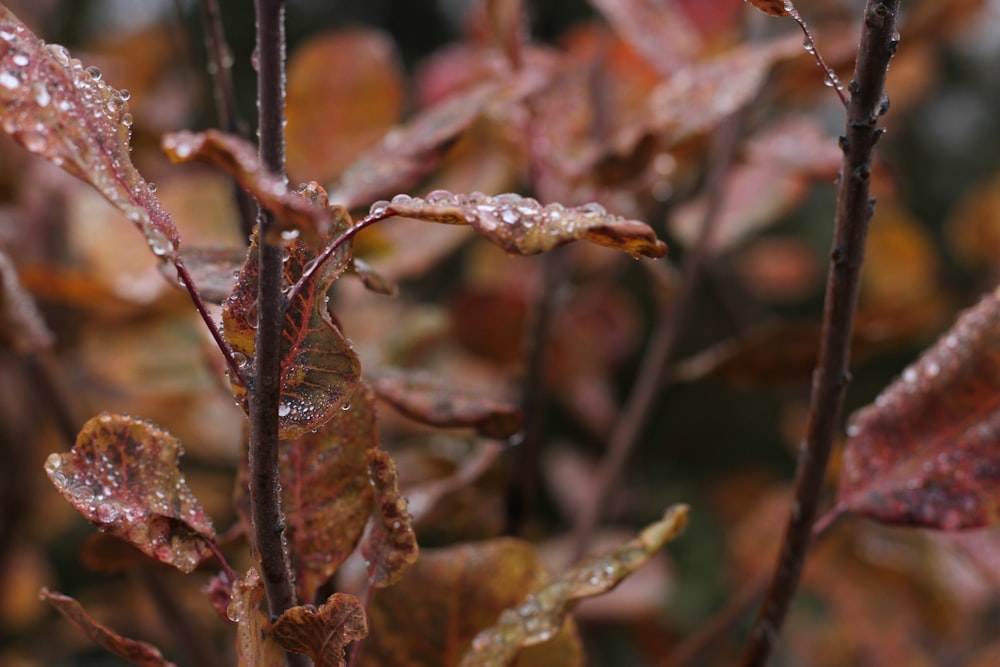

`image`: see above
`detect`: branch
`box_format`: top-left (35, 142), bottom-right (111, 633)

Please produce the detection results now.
top-left (739, 3), bottom-right (902, 665)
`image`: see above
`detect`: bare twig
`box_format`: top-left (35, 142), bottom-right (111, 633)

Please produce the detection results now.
top-left (739, 3), bottom-right (902, 665)
top-left (175, 259), bottom-right (246, 386)
top-left (788, 8), bottom-right (848, 106)
top-left (570, 109), bottom-right (748, 561)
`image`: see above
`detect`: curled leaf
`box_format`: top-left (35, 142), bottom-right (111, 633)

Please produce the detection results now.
top-left (44, 413), bottom-right (215, 573)
top-left (746, 0), bottom-right (793, 17)
top-left (839, 289), bottom-right (1000, 529)
top-left (371, 366), bottom-right (522, 438)
top-left (0, 7), bottom-right (178, 260)
top-left (368, 191), bottom-right (667, 258)
top-left (162, 130), bottom-right (330, 246)
top-left (362, 449), bottom-right (418, 588)
top-left (41, 588), bottom-right (177, 667)
top-left (459, 504), bottom-right (689, 666)
top-left (272, 594), bottom-right (368, 667)
top-left (229, 569), bottom-right (285, 667)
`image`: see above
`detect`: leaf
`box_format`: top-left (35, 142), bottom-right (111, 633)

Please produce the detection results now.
top-left (222, 214), bottom-right (361, 440)
top-left (162, 130), bottom-right (330, 247)
top-left (0, 7), bottom-right (178, 260)
top-left (40, 588), bottom-right (177, 667)
top-left (229, 569), bottom-right (285, 667)
top-left (362, 448), bottom-right (419, 588)
top-left (358, 539), bottom-right (582, 667)
top-left (350, 257), bottom-right (398, 296)
top-left (271, 593), bottom-right (368, 667)
top-left (44, 413), bottom-right (215, 573)
top-left (371, 366), bottom-right (522, 438)
top-left (746, 0), bottom-right (793, 17)
top-left (839, 288), bottom-right (1000, 529)
top-left (0, 247), bottom-right (53, 353)
top-left (459, 504), bottom-right (688, 666)
top-left (286, 28), bottom-right (404, 185)
top-left (368, 191), bottom-right (667, 258)
top-left (281, 382), bottom-right (378, 603)
top-left (589, 0), bottom-right (702, 77)
top-left (171, 245), bottom-right (245, 304)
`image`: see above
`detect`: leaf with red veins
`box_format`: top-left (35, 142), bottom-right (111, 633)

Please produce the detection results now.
top-left (44, 413), bottom-right (215, 573)
top-left (746, 0), bottom-right (793, 17)
top-left (840, 288), bottom-right (1000, 530)
top-left (371, 366), bottom-right (522, 438)
top-left (162, 130), bottom-right (330, 247)
top-left (459, 505), bottom-right (689, 667)
top-left (41, 589), bottom-right (177, 667)
top-left (0, 6), bottom-right (178, 260)
top-left (272, 594), bottom-right (368, 667)
top-left (362, 449), bottom-right (418, 588)
top-left (368, 191), bottom-right (666, 258)
top-left (229, 569), bottom-right (285, 667)
top-left (223, 215), bottom-right (361, 440)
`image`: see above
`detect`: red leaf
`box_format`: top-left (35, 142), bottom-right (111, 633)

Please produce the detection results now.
top-left (44, 413), bottom-right (215, 573)
top-left (272, 594), bottom-right (368, 667)
top-left (371, 366), bottom-right (522, 438)
top-left (0, 7), bottom-right (178, 260)
top-left (41, 588), bottom-right (177, 667)
top-left (368, 191), bottom-right (667, 258)
top-left (589, 0), bottom-right (702, 76)
top-left (162, 130), bottom-right (330, 247)
top-left (746, 0), bottom-right (793, 17)
top-left (222, 213), bottom-right (361, 440)
top-left (839, 289), bottom-right (1000, 529)
top-left (362, 449), bottom-right (419, 588)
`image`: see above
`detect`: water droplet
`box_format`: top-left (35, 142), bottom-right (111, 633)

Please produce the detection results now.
top-left (391, 193), bottom-right (412, 205)
top-left (85, 65), bottom-right (102, 81)
top-left (0, 28), bottom-right (15, 41)
top-left (924, 361), bottom-right (940, 378)
top-left (146, 227), bottom-right (175, 257)
top-left (31, 81), bottom-right (51, 107)
top-left (426, 189), bottom-right (453, 204)
top-left (341, 401), bottom-right (351, 411)
top-left (281, 228), bottom-right (299, 241)
top-left (278, 403), bottom-right (291, 417)
top-left (11, 52), bottom-right (28, 67)
top-left (499, 206), bottom-right (519, 224)
top-left (147, 182), bottom-right (157, 193)
top-left (0, 69), bottom-right (20, 89)
top-left (369, 199), bottom-right (389, 216)
top-left (578, 202), bottom-right (606, 216)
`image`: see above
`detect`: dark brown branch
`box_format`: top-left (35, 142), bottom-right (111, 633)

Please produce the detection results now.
top-left (175, 259), bottom-right (246, 385)
top-left (739, 3), bottom-right (901, 665)
top-left (248, 7), bottom-right (302, 667)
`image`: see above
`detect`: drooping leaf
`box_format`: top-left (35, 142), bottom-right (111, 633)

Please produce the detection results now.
top-left (271, 594), bottom-right (368, 667)
top-left (371, 366), bottom-right (522, 438)
top-left (839, 288), bottom-right (1000, 529)
top-left (367, 191), bottom-right (667, 258)
top-left (0, 7), bottom-right (178, 260)
top-left (358, 539), bottom-right (582, 667)
top-left (459, 504), bottom-right (688, 666)
top-left (281, 382), bottom-right (378, 603)
top-left (286, 28), bottom-right (404, 185)
top-left (171, 245), bottom-right (245, 304)
top-left (40, 589), bottom-right (177, 667)
top-left (162, 130), bottom-right (330, 247)
top-left (222, 211), bottom-right (361, 440)
top-left (350, 257), bottom-right (398, 296)
top-left (44, 413), bottom-right (215, 573)
top-left (229, 569), bottom-right (285, 667)
top-left (0, 248), bottom-right (53, 353)
top-left (362, 448), bottom-right (419, 588)
top-left (746, 0), bottom-right (793, 17)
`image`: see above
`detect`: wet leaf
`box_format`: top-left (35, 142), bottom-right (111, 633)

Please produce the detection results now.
top-left (222, 217), bottom-right (361, 440)
top-left (589, 0), bottom-right (701, 77)
top-left (746, 0), bottom-right (793, 17)
top-left (350, 257), bottom-right (398, 296)
top-left (369, 191), bottom-right (667, 258)
top-left (329, 83), bottom-right (501, 210)
top-left (0, 247), bottom-right (52, 353)
top-left (40, 588), bottom-right (177, 667)
top-left (0, 7), bottom-right (178, 260)
top-left (362, 448), bottom-right (418, 588)
top-left (286, 28), bottom-right (404, 185)
top-left (281, 382), bottom-right (377, 603)
top-left (358, 539), bottom-right (582, 667)
top-left (44, 413), bottom-right (215, 573)
top-left (172, 245), bottom-right (245, 304)
top-left (272, 593), bottom-right (368, 667)
top-left (162, 130), bottom-right (330, 247)
top-left (839, 288), bottom-right (1000, 529)
top-left (229, 569), bottom-right (285, 667)
top-left (459, 504), bottom-right (688, 666)
top-left (371, 366), bottom-right (522, 438)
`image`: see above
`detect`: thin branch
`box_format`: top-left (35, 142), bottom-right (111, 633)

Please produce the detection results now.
top-left (739, 3), bottom-right (902, 665)
top-left (175, 259), bottom-right (247, 386)
top-left (788, 8), bottom-right (848, 107)
top-left (569, 109), bottom-right (748, 561)
top-left (248, 7), bottom-right (302, 667)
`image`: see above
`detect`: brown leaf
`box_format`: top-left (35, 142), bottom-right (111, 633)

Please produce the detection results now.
top-left (459, 504), bottom-right (688, 666)
top-left (171, 245), bottom-right (245, 304)
top-left (222, 219), bottom-right (361, 440)
top-left (162, 130), bottom-right (330, 247)
top-left (358, 539), bottom-right (582, 667)
top-left (0, 7), bottom-right (179, 260)
top-left (746, 0), bottom-right (793, 17)
top-left (408, 442), bottom-right (504, 529)
top-left (368, 191), bottom-right (667, 258)
top-left (362, 449), bottom-right (418, 588)
top-left (0, 247), bottom-right (52, 352)
top-left (286, 28), bottom-right (404, 185)
top-left (350, 257), bottom-right (398, 296)
top-left (839, 288), bottom-right (1000, 529)
top-left (272, 594), bottom-right (368, 667)
top-left (44, 413), bottom-right (215, 573)
top-left (281, 382), bottom-right (378, 603)
top-left (371, 366), bottom-right (522, 438)
top-left (230, 569), bottom-right (285, 667)
top-left (40, 588), bottom-right (177, 667)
